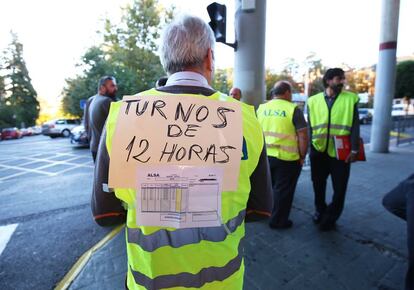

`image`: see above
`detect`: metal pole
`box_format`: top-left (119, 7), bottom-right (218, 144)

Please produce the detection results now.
top-left (370, 0), bottom-right (400, 152)
top-left (233, 0), bottom-right (266, 108)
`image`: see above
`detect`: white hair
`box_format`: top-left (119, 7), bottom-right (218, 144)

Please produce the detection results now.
top-left (159, 15), bottom-right (215, 75)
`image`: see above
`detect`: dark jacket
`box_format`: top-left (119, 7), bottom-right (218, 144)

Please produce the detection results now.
top-left (84, 94), bottom-right (115, 154)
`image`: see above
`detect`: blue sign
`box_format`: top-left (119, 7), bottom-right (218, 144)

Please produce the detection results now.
top-left (80, 99), bottom-right (86, 110)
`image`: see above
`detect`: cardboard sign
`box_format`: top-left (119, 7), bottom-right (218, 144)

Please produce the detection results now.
top-left (108, 94), bottom-right (243, 191)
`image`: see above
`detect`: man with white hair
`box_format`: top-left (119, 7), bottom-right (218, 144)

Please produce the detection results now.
top-left (92, 15), bottom-right (272, 289)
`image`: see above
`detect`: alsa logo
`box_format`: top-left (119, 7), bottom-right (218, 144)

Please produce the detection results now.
top-left (263, 109), bottom-right (287, 117)
top-left (147, 173), bottom-right (160, 177)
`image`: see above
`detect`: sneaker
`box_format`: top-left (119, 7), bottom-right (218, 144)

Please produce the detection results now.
top-left (269, 220), bottom-right (293, 229)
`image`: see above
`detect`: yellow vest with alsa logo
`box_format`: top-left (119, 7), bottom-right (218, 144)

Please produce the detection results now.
top-left (105, 88), bottom-right (264, 290)
top-left (257, 99), bottom-right (299, 161)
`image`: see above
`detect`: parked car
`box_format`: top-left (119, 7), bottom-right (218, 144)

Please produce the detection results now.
top-left (358, 108), bottom-right (372, 124)
top-left (1, 127), bottom-right (22, 140)
top-left (392, 104), bottom-right (405, 117)
top-left (42, 119), bottom-right (81, 138)
top-left (30, 126), bottom-right (42, 135)
top-left (21, 127), bottom-right (33, 137)
top-left (70, 125), bottom-right (89, 147)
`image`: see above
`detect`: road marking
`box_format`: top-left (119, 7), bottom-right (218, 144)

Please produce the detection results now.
top-left (0, 171), bottom-right (33, 182)
top-left (0, 164), bottom-right (55, 177)
top-left (0, 152), bottom-right (93, 181)
top-left (50, 165), bottom-right (91, 176)
top-left (55, 225), bottom-right (124, 290)
top-left (0, 223), bottom-right (18, 256)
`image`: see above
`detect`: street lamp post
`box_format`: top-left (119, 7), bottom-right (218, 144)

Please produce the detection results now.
top-left (370, 0), bottom-right (401, 152)
top-left (233, 0), bottom-right (266, 108)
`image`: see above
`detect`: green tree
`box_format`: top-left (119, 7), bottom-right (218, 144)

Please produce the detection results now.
top-left (0, 74), bottom-right (6, 103)
top-left (104, 0), bottom-right (173, 52)
top-left (61, 0), bottom-right (174, 117)
top-left (102, 0), bottom-right (173, 91)
top-left (62, 46), bottom-right (116, 117)
top-left (303, 52), bottom-right (326, 96)
top-left (0, 105), bottom-right (17, 128)
top-left (212, 68), bottom-right (233, 94)
top-left (308, 78), bottom-right (325, 96)
top-left (62, 76), bottom-right (89, 117)
top-left (281, 58), bottom-right (300, 79)
top-left (395, 60), bottom-right (414, 99)
top-left (1, 33), bottom-right (39, 127)
top-left (0, 65), bottom-right (13, 128)
top-left (265, 69), bottom-right (299, 100)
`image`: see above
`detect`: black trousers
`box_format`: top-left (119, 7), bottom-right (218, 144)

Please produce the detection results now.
top-left (382, 174), bottom-right (414, 290)
top-left (310, 150), bottom-right (350, 223)
top-left (92, 151), bottom-right (97, 163)
top-left (268, 156), bottom-right (302, 225)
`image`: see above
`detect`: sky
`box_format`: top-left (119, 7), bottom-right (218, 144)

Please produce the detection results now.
top-left (0, 0), bottom-right (413, 105)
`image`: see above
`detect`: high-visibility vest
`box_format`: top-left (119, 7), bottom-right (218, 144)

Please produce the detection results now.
top-left (257, 99), bottom-right (300, 161)
top-left (105, 88), bottom-right (264, 290)
top-left (308, 91), bottom-right (359, 158)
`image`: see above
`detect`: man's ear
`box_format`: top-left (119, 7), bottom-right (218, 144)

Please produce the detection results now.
top-left (206, 48), bottom-right (214, 72)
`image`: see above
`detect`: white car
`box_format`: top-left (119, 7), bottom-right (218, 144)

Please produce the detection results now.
top-left (42, 119), bottom-right (81, 138)
top-left (358, 108), bottom-right (372, 124)
top-left (392, 105), bottom-right (406, 117)
top-left (392, 104), bottom-right (414, 117)
top-left (70, 125), bottom-right (89, 147)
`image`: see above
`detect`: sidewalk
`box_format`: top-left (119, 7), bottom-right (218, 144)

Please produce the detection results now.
top-left (67, 143), bottom-right (414, 290)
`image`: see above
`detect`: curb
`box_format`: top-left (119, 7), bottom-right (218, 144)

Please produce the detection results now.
top-left (54, 224), bottom-right (124, 290)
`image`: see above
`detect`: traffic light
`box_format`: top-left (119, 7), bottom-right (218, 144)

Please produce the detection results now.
top-left (207, 2), bottom-right (227, 43)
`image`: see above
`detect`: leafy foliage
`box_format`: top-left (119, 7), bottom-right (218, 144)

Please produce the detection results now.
top-left (0, 74), bottom-right (5, 101)
top-left (395, 60), bottom-right (414, 99)
top-left (265, 69), bottom-right (300, 100)
top-left (62, 46), bottom-right (116, 116)
top-left (0, 33), bottom-right (39, 128)
top-left (61, 0), bottom-right (174, 117)
top-left (345, 67), bottom-right (375, 95)
top-left (303, 53), bottom-right (326, 97)
top-left (212, 68), bottom-right (233, 94)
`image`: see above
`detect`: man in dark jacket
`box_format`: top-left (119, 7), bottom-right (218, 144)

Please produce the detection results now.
top-left (383, 174), bottom-right (414, 290)
top-left (84, 76), bottom-right (118, 162)
top-left (307, 68), bottom-right (360, 231)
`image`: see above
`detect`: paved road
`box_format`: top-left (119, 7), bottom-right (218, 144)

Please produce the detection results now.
top-left (357, 122), bottom-right (406, 144)
top-left (68, 134), bottom-right (414, 290)
top-left (360, 123), bottom-right (371, 143)
top-left (0, 135), bottom-right (112, 290)
top-left (0, 123), bottom-right (408, 289)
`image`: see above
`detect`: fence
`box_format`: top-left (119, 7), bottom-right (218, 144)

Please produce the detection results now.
top-left (393, 115), bottom-right (414, 146)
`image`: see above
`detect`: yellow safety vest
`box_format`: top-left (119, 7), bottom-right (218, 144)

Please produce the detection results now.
top-left (106, 88), bottom-right (264, 290)
top-left (257, 99), bottom-right (299, 161)
top-left (308, 91), bottom-right (359, 158)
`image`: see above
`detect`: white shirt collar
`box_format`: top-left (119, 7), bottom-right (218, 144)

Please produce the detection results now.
top-left (166, 71), bottom-right (212, 89)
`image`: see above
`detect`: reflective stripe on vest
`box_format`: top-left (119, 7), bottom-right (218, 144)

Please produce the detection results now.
top-left (257, 99), bottom-right (299, 161)
top-left (312, 133), bottom-right (329, 139)
top-left (263, 131), bottom-right (297, 141)
top-left (311, 123), bottom-right (352, 131)
top-left (130, 242), bottom-right (243, 290)
top-left (308, 91), bottom-right (358, 158)
top-left (266, 143), bottom-right (299, 154)
top-left (127, 209), bottom-right (245, 252)
top-left (106, 88), bottom-right (264, 290)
